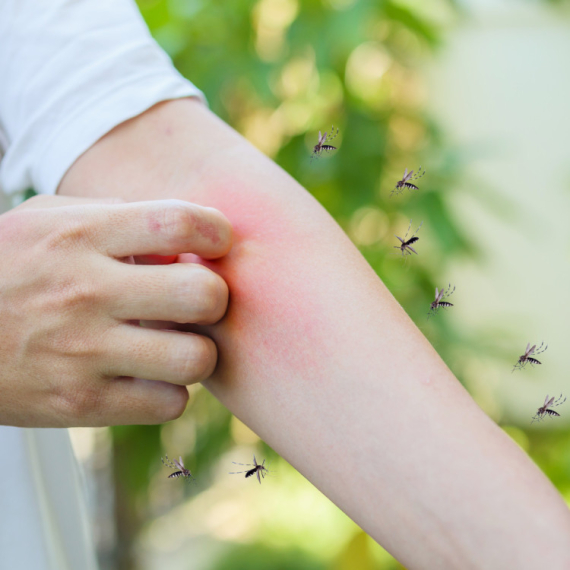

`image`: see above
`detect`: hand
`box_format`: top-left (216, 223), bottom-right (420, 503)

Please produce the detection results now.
top-left (0, 194), bottom-right (232, 427)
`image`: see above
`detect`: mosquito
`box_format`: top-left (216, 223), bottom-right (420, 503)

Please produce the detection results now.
top-left (428, 284), bottom-right (455, 318)
top-left (391, 166), bottom-right (426, 196)
top-left (311, 126), bottom-right (339, 160)
top-left (161, 454), bottom-right (194, 480)
top-left (230, 455), bottom-right (269, 484)
top-left (531, 394), bottom-right (566, 424)
top-left (512, 342), bottom-right (548, 372)
top-left (394, 220), bottom-right (422, 257)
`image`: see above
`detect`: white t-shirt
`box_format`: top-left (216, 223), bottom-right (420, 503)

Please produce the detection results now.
top-left (0, 1), bottom-right (204, 568)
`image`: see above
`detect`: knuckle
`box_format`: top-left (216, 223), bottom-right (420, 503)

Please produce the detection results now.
top-left (162, 201), bottom-right (200, 245)
top-left (55, 385), bottom-right (103, 421)
top-left (51, 278), bottom-right (102, 316)
top-left (43, 216), bottom-right (95, 253)
top-left (0, 209), bottom-right (41, 244)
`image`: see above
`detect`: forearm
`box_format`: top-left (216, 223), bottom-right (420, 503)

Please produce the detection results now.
top-left (59, 99), bottom-right (570, 569)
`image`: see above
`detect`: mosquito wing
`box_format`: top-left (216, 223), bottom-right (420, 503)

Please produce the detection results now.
top-left (173, 456), bottom-right (184, 470)
top-left (436, 288), bottom-right (445, 302)
top-left (527, 344), bottom-right (536, 356)
top-left (543, 394), bottom-right (548, 407)
top-left (545, 396), bottom-right (555, 409)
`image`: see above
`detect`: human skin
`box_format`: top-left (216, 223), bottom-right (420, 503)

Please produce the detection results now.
top-left (59, 98), bottom-right (570, 569)
top-left (0, 194), bottom-right (231, 426)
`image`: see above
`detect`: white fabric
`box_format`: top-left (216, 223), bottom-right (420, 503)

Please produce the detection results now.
top-left (0, 0), bottom-right (204, 197)
top-left (0, 1), bottom-right (204, 568)
top-left (0, 429), bottom-right (98, 570)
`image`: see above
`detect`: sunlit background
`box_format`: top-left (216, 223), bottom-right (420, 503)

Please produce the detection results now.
top-left (65, 0), bottom-right (570, 568)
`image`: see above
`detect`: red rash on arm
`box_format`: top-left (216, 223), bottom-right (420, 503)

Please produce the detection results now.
top-left (184, 180), bottom-right (339, 388)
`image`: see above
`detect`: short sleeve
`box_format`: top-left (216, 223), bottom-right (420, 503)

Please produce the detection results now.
top-left (0, 0), bottom-right (205, 197)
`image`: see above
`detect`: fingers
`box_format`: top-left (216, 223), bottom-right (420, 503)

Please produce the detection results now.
top-left (107, 262), bottom-right (229, 324)
top-left (22, 198), bottom-right (232, 259)
top-left (65, 378), bottom-right (190, 427)
top-left (103, 325), bottom-right (217, 385)
top-left (17, 194), bottom-right (125, 209)
top-left (54, 199), bottom-right (232, 259)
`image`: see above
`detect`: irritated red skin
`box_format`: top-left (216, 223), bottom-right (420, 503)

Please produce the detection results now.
top-left (176, 177), bottom-right (334, 392)
top-left (147, 218), bottom-right (162, 234)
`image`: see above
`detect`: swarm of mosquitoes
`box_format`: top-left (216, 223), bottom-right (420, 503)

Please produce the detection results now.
top-left (310, 128), bottom-right (566, 424)
top-left (162, 128), bottom-right (564, 492)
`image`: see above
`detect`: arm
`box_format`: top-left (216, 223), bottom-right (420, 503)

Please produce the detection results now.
top-left (58, 98), bottom-right (570, 569)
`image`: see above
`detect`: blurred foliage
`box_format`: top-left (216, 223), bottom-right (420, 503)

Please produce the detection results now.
top-left (213, 543), bottom-right (326, 570)
top-left (19, 0), bottom-right (569, 569)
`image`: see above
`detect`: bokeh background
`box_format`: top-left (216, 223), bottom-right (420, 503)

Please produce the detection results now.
top-left (64, 0), bottom-right (570, 568)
